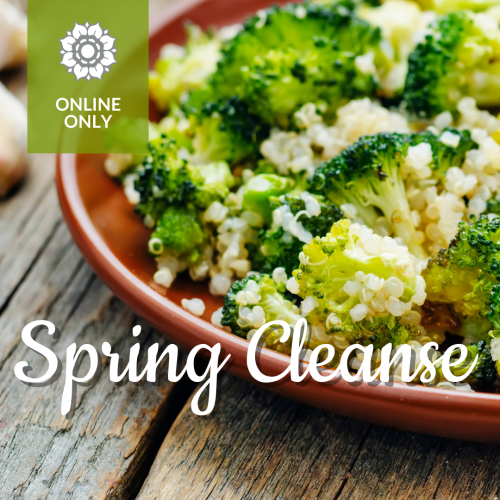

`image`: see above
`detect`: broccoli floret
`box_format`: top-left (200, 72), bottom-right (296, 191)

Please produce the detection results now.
top-left (149, 25), bottom-right (222, 111)
top-left (158, 97), bottom-right (269, 165)
top-left (310, 132), bottom-right (429, 257)
top-left (157, 108), bottom-right (195, 153)
top-left (486, 198), bottom-right (500, 216)
top-left (404, 10), bottom-right (500, 118)
top-left (310, 130), bottom-right (478, 257)
top-left (134, 135), bottom-right (235, 224)
top-left (434, 341), bottom-right (497, 387)
top-left (423, 215), bottom-right (500, 342)
top-left (313, 0), bottom-right (381, 8)
top-left (356, 0), bottom-right (427, 98)
top-left (250, 227), bottom-right (305, 276)
top-left (187, 97), bottom-right (270, 165)
top-left (291, 219), bottom-right (425, 348)
top-left (194, 3), bottom-right (390, 126)
top-left (416, 0), bottom-right (500, 14)
top-left (241, 174), bottom-right (293, 225)
top-left (271, 193), bottom-right (345, 236)
top-left (249, 193), bottom-right (344, 275)
top-left (221, 274), bottom-right (303, 339)
top-left (195, 161), bottom-right (235, 208)
top-left (134, 136), bottom-right (197, 223)
top-left (410, 127), bottom-right (478, 181)
top-left (150, 206), bottom-right (206, 264)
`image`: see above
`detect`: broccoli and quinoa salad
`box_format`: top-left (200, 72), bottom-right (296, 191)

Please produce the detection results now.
top-left (105, 0), bottom-right (500, 392)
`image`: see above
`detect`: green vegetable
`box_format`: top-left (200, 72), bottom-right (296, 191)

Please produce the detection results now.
top-left (416, 0), bottom-right (500, 14)
top-left (134, 136), bottom-right (196, 223)
top-left (188, 96), bottom-right (270, 165)
top-left (249, 193), bottom-right (344, 275)
top-left (196, 161), bottom-right (235, 208)
top-left (310, 129), bottom-right (478, 258)
top-left (434, 341), bottom-right (497, 387)
top-left (221, 274), bottom-right (303, 338)
top-left (149, 25), bottom-right (222, 111)
top-left (292, 219), bottom-right (424, 349)
top-left (404, 10), bottom-right (500, 118)
top-left (486, 198), bottom-right (500, 216)
top-left (311, 132), bottom-right (426, 256)
top-left (312, 0), bottom-right (381, 9)
top-left (134, 135), bottom-right (235, 224)
top-left (250, 227), bottom-right (305, 276)
top-left (423, 215), bottom-right (500, 343)
top-left (242, 174), bottom-right (292, 225)
top-left (150, 206), bottom-right (206, 264)
top-left (409, 127), bottom-right (478, 181)
top-left (188, 2), bottom-right (390, 126)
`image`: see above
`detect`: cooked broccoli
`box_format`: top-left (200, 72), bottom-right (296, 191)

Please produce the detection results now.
top-left (134, 135), bottom-right (235, 224)
top-left (434, 341), bottom-right (497, 387)
top-left (310, 130), bottom-right (478, 257)
top-left (415, 0), bottom-right (500, 14)
top-left (190, 3), bottom-right (390, 127)
top-left (250, 228), bottom-right (305, 276)
top-left (157, 97), bottom-right (269, 165)
top-left (134, 137), bottom-right (196, 223)
top-left (486, 198), bottom-right (500, 216)
top-left (310, 132), bottom-right (428, 256)
top-left (410, 127), bottom-right (478, 181)
top-left (241, 174), bottom-right (293, 225)
top-left (404, 10), bottom-right (500, 118)
top-left (187, 97), bottom-right (270, 165)
top-left (313, 0), bottom-right (381, 8)
top-left (249, 193), bottom-right (344, 275)
top-left (149, 25), bottom-right (222, 111)
top-left (221, 274), bottom-right (303, 339)
top-left (149, 205), bottom-right (207, 264)
top-left (157, 108), bottom-right (195, 153)
top-left (356, 0), bottom-right (427, 98)
top-left (291, 219), bottom-right (425, 348)
top-left (423, 215), bottom-right (500, 343)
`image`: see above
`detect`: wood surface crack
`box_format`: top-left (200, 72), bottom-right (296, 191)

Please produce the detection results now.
top-left (425, 438), bottom-right (447, 500)
top-left (331, 423), bottom-right (374, 500)
top-left (0, 218), bottom-right (62, 318)
top-left (59, 271), bottom-right (96, 331)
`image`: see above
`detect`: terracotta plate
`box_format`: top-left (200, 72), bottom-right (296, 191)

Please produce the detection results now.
top-left (57, 0), bottom-right (500, 443)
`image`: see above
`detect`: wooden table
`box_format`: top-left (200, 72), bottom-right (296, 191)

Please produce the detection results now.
top-left (2, 22), bottom-right (500, 500)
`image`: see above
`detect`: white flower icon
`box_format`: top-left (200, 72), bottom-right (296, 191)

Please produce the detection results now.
top-left (59, 22), bottom-right (117, 81)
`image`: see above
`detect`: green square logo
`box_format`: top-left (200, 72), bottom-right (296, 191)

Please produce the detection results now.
top-left (28, 0), bottom-right (149, 153)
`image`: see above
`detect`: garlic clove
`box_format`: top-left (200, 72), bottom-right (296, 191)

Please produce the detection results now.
top-left (0, 82), bottom-right (27, 197)
top-left (0, 0), bottom-right (27, 70)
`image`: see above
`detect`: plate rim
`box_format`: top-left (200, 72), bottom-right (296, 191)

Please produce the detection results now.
top-left (55, 0), bottom-right (500, 442)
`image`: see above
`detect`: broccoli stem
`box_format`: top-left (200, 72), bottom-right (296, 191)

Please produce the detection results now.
top-left (352, 167), bottom-right (427, 258)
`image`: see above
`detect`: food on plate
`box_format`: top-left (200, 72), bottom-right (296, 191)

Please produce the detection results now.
top-left (404, 10), bottom-right (500, 117)
top-left (107, 1), bottom-right (500, 391)
top-left (0, 82), bottom-right (27, 197)
top-left (423, 215), bottom-right (500, 345)
top-left (0, 0), bottom-right (27, 69)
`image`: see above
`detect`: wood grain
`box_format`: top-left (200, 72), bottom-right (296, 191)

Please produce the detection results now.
top-left (0, 157), bottom-right (195, 499)
top-left (3, 1), bottom-right (500, 496)
top-left (138, 374), bottom-right (500, 500)
top-left (137, 373), bottom-right (373, 500)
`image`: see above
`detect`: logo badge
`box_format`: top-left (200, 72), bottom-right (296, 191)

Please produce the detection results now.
top-left (59, 22), bottom-right (117, 81)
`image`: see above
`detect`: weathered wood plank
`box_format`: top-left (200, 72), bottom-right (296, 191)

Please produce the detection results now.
top-left (0, 155), bottom-right (54, 248)
top-left (140, 371), bottom-right (500, 500)
top-left (0, 155), bottom-right (57, 312)
top-left (336, 426), bottom-right (500, 499)
top-left (137, 373), bottom-right (373, 500)
top-left (0, 214), bottom-right (194, 499)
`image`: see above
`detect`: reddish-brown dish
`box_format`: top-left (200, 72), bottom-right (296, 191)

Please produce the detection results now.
top-left (57, 0), bottom-right (500, 443)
